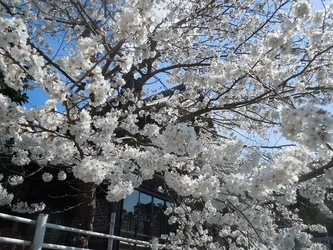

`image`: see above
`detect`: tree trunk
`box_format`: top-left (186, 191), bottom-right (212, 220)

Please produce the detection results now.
top-left (67, 182), bottom-right (96, 248)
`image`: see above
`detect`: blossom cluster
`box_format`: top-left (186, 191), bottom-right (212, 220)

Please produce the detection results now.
top-left (0, 184), bottom-right (13, 206)
top-left (0, 0), bottom-right (333, 249)
top-left (279, 104), bottom-right (333, 149)
top-left (11, 201), bottom-right (46, 214)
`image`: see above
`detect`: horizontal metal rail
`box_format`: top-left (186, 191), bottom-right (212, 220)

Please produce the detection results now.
top-left (41, 241), bottom-right (151, 250)
top-left (46, 222), bottom-right (152, 247)
top-left (0, 212), bottom-right (35, 225)
top-left (42, 243), bottom-right (93, 250)
top-left (0, 212), bottom-right (35, 247)
top-left (0, 236), bottom-right (31, 246)
top-left (0, 212), bottom-right (176, 249)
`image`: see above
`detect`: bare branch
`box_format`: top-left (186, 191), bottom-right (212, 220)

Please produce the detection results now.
top-left (298, 158), bottom-right (333, 183)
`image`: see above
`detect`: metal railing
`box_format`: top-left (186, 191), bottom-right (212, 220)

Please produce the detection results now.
top-left (0, 212), bottom-right (159, 250)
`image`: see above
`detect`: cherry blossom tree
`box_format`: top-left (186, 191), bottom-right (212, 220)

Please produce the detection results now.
top-left (0, 0), bottom-right (333, 248)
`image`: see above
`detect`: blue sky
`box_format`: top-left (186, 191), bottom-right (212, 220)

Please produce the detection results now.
top-left (24, 86), bottom-right (49, 109)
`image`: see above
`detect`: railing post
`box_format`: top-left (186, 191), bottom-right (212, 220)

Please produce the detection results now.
top-left (31, 214), bottom-right (48, 250)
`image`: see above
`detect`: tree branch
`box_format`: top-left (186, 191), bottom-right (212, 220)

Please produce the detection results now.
top-left (298, 158), bottom-right (333, 183)
top-left (27, 40), bottom-right (78, 86)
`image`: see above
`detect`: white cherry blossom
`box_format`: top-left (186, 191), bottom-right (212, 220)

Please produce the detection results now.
top-left (0, 0), bottom-right (332, 248)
